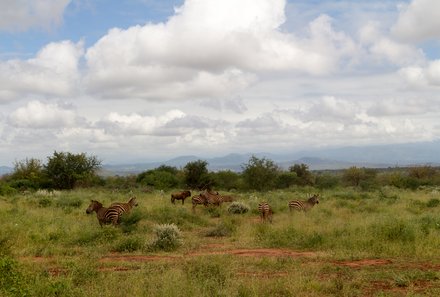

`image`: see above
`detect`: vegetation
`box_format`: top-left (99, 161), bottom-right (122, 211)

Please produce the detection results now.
top-left (2, 151), bottom-right (440, 295)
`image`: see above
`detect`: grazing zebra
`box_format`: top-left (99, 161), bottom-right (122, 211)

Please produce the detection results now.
top-left (191, 194), bottom-right (208, 211)
top-left (86, 200), bottom-right (113, 227)
top-left (201, 190), bottom-right (223, 206)
top-left (258, 202), bottom-right (273, 223)
top-left (288, 194), bottom-right (320, 212)
top-left (171, 190), bottom-right (191, 205)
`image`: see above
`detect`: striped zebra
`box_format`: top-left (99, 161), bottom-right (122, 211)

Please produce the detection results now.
top-left (86, 200), bottom-right (114, 227)
top-left (109, 197), bottom-right (138, 215)
top-left (258, 202), bottom-right (273, 223)
top-left (288, 194), bottom-right (320, 212)
top-left (201, 190), bottom-right (223, 207)
top-left (192, 194), bottom-right (208, 211)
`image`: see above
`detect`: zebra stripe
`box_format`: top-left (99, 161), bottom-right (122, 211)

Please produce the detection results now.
top-left (109, 197), bottom-right (138, 215)
top-left (258, 202), bottom-right (273, 223)
top-left (86, 200), bottom-right (111, 227)
top-left (201, 190), bottom-right (223, 206)
top-left (288, 194), bottom-right (320, 212)
top-left (191, 194), bottom-right (208, 211)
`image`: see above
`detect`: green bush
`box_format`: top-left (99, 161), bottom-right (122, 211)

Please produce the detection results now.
top-left (56, 197), bottom-right (82, 209)
top-left (147, 224), bottom-right (183, 251)
top-left (205, 219), bottom-right (237, 237)
top-left (227, 202), bottom-right (249, 214)
top-left (119, 209), bottom-right (143, 233)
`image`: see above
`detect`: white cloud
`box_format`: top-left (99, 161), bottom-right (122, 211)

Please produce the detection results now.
top-left (392, 0), bottom-right (440, 42)
top-left (359, 22), bottom-right (425, 66)
top-left (8, 100), bottom-right (79, 128)
top-left (0, 40), bottom-right (83, 101)
top-left (84, 0), bottom-right (358, 100)
top-left (0, 0), bottom-right (71, 32)
top-left (399, 59), bottom-right (440, 86)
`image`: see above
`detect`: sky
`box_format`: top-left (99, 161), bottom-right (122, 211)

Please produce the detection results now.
top-left (0, 0), bottom-right (439, 166)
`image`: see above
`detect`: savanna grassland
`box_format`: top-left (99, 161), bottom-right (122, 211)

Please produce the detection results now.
top-left (1, 186), bottom-right (440, 296)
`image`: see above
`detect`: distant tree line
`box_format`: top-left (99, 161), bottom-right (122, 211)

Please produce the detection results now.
top-left (1, 151), bottom-right (440, 195)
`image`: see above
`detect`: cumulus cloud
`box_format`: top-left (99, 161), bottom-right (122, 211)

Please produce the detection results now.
top-left (392, 0), bottom-right (440, 42)
top-left (0, 0), bottom-right (71, 32)
top-left (84, 0), bottom-right (358, 100)
top-left (399, 59), bottom-right (440, 86)
top-left (359, 22), bottom-right (425, 66)
top-left (8, 100), bottom-right (79, 128)
top-left (0, 40), bottom-right (83, 101)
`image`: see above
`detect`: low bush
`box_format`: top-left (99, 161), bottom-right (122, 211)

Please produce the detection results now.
top-left (147, 224), bottom-right (183, 251)
top-left (227, 202), bottom-right (249, 214)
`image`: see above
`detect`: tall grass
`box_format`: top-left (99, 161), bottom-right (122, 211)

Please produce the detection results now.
top-left (1, 187), bottom-right (440, 296)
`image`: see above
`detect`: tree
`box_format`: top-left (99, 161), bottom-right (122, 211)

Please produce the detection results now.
top-left (210, 170), bottom-right (242, 191)
top-left (241, 156), bottom-right (280, 191)
top-left (10, 158), bottom-right (46, 189)
top-left (183, 160), bottom-right (211, 189)
top-left (44, 151), bottom-right (101, 189)
top-left (137, 165), bottom-right (180, 190)
top-left (289, 163), bottom-right (314, 186)
top-left (342, 166), bottom-right (377, 190)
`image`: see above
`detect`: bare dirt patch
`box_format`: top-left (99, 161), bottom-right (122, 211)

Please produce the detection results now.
top-left (335, 259), bottom-right (392, 268)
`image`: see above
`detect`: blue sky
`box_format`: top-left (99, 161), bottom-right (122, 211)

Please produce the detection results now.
top-left (0, 0), bottom-right (439, 166)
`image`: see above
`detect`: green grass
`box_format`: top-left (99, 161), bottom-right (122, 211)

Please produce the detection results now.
top-left (1, 187), bottom-right (440, 296)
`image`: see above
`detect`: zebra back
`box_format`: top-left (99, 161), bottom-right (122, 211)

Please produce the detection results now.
top-left (202, 190), bottom-right (222, 206)
top-left (191, 194), bottom-right (207, 211)
top-left (110, 196), bottom-right (138, 214)
top-left (258, 202), bottom-right (273, 223)
top-left (288, 194), bottom-right (320, 212)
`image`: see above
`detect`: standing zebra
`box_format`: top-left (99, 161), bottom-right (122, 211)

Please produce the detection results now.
top-left (201, 190), bottom-right (223, 206)
top-left (288, 194), bottom-right (320, 212)
top-left (191, 194), bottom-right (208, 211)
top-left (109, 197), bottom-right (138, 215)
top-left (86, 200), bottom-right (114, 227)
top-left (258, 202), bottom-right (273, 223)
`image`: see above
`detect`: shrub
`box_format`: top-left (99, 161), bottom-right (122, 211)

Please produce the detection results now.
top-left (56, 197), bottom-right (82, 209)
top-left (119, 209), bottom-right (143, 233)
top-left (147, 224), bottom-right (183, 251)
top-left (227, 202), bottom-right (249, 214)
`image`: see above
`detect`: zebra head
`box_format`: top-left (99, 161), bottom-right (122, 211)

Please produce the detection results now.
top-left (308, 194), bottom-right (320, 205)
top-left (129, 197), bottom-right (138, 207)
top-left (86, 200), bottom-right (102, 214)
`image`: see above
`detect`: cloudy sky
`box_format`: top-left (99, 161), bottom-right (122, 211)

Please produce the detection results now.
top-left (0, 0), bottom-right (439, 166)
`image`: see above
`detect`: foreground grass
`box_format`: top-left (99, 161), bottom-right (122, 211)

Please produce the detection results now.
top-left (1, 186), bottom-right (440, 296)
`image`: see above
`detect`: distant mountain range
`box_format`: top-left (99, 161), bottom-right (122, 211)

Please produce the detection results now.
top-left (100, 141), bottom-right (440, 175)
top-left (2, 141), bottom-right (439, 176)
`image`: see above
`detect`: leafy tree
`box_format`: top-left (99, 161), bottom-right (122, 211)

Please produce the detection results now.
top-left (137, 166), bottom-right (180, 190)
top-left (210, 170), bottom-right (242, 191)
top-left (9, 158), bottom-right (46, 189)
top-left (275, 171), bottom-right (298, 189)
top-left (289, 163), bottom-right (314, 186)
top-left (342, 166), bottom-right (377, 190)
top-left (183, 160), bottom-right (212, 189)
top-left (44, 151), bottom-right (101, 189)
top-left (241, 155), bottom-right (280, 191)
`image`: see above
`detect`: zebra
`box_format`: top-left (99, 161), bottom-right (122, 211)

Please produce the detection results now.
top-left (171, 190), bottom-right (191, 205)
top-left (86, 200), bottom-right (114, 227)
top-left (191, 194), bottom-right (208, 211)
top-left (258, 202), bottom-right (273, 223)
top-left (288, 194), bottom-right (320, 212)
top-left (201, 190), bottom-right (223, 206)
top-left (110, 196), bottom-right (138, 213)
